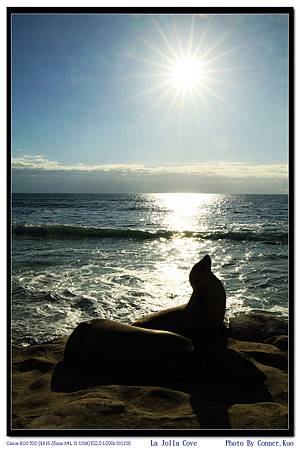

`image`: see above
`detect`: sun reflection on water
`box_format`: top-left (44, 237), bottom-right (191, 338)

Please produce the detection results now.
top-left (155, 192), bottom-right (221, 232)
top-left (140, 193), bottom-right (225, 310)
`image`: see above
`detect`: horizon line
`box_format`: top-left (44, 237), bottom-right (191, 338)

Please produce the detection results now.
top-left (11, 191), bottom-right (288, 195)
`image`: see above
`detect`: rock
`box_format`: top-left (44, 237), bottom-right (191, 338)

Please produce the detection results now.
top-left (190, 401), bottom-right (288, 430)
top-left (228, 403), bottom-right (288, 429)
top-left (230, 313), bottom-right (288, 342)
top-left (196, 347), bottom-right (267, 383)
top-left (258, 363), bottom-right (288, 406)
top-left (264, 335), bottom-right (289, 351)
top-left (11, 316), bottom-right (290, 431)
top-left (12, 378), bottom-right (288, 430)
top-left (229, 339), bottom-right (288, 371)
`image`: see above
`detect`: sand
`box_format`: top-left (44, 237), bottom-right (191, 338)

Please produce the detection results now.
top-left (11, 313), bottom-right (289, 431)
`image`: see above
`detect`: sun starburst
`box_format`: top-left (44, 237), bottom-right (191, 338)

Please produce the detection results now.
top-left (124, 15), bottom-right (248, 127)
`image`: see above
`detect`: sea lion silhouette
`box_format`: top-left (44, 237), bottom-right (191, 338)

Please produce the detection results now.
top-left (62, 318), bottom-right (266, 383)
top-left (132, 254), bottom-right (227, 347)
top-left (63, 318), bottom-right (195, 377)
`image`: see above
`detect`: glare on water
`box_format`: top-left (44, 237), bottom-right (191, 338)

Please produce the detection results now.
top-left (154, 192), bottom-right (220, 232)
top-left (12, 193), bottom-right (288, 343)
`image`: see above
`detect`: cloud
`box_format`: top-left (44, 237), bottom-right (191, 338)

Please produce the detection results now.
top-left (11, 154), bottom-right (288, 194)
top-left (12, 154), bottom-right (287, 180)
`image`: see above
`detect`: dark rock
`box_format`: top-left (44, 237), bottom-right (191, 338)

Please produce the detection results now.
top-left (229, 339), bottom-right (288, 371)
top-left (11, 314), bottom-right (290, 431)
top-left (195, 347), bottom-right (267, 384)
top-left (16, 357), bottom-right (56, 373)
top-left (264, 335), bottom-right (288, 351)
top-left (230, 313), bottom-right (288, 342)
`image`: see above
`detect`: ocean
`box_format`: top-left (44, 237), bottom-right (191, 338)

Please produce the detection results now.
top-left (11, 193), bottom-right (288, 345)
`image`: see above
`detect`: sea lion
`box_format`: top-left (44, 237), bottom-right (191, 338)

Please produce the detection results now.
top-left (63, 318), bottom-right (195, 377)
top-left (62, 318), bottom-right (266, 384)
top-left (132, 254), bottom-right (227, 347)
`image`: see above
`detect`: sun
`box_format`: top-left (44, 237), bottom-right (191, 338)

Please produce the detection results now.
top-left (170, 58), bottom-right (203, 91)
top-left (125, 15), bottom-right (244, 123)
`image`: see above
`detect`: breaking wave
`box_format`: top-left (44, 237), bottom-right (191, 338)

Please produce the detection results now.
top-left (12, 223), bottom-right (288, 244)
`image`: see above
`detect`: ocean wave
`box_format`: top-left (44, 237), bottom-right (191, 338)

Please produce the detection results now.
top-left (13, 224), bottom-right (170, 240)
top-left (12, 223), bottom-right (288, 243)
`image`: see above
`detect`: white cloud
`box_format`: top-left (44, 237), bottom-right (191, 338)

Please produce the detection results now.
top-left (11, 154), bottom-right (288, 180)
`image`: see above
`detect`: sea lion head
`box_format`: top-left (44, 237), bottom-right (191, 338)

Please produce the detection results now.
top-left (189, 254), bottom-right (212, 288)
top-left (189, 254), bottom-right (226, 303)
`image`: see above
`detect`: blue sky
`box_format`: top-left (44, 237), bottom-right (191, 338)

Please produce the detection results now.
top-left (11, 13), bottom-right (289, 193)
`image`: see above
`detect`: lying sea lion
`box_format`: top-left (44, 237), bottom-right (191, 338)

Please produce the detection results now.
top-left (63, 318), bottom-right (195, 377)
top-left (62, 318), bottom-right (266, 384)
top-left (132, 255), bottom-right (227, 347)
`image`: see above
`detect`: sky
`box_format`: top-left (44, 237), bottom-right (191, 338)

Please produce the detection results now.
top-left (11, 12), bottom-right (289, 193)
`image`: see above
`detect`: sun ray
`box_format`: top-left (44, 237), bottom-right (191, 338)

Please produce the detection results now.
top-left (190, 89), bottom-right (202, 121)
top-left (193, 23), bottom-right (236, 63)
top-left (119, 72), bottom-right (169, 80)
top-left (179, 89), bottom-right (187, 123)
top-left (198, 81), bottom-right (240, 114)
top-left (190, 93), bottom-right (218, 134)
top-left (176, 90), bottom-right (187, 140)
top-left (187, 15), bottom-right (196, 58)
top-left (199, 74), bottom-right (236, 88)
top-left (122, 78), bottom-right (173, 104)
top-left (151, 16), bottom-right (179, 61)
top-left (191, 19), bottom-right (211, 61)
top-left (158, 87), bottom-right (182, 133)
top-left (172, 16), bottom-right (185, 59)
top-left (137, 32), bottom-right (176, 66)
top-left (133, 55), bottom-right (172, 72)
top-left (203, 66), bottom-right (252, 74)
top-left (200, 75), bottom-right (227, 84)
top-left (200, 39), bottom-right (254, 69)
top-left (136, 83), bottom-right (176, 122)
top-left (193, 85), bottom-right (219, 123)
